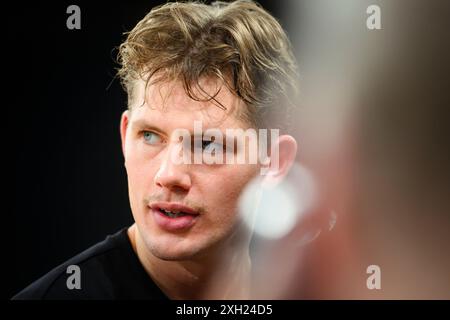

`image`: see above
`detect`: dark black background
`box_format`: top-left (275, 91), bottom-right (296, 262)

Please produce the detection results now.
top-left (8, 0), bottom-right (290, 299)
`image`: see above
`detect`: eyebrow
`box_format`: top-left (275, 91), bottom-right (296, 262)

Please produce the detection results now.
top-left (131, 120), bottom-right (166, 135)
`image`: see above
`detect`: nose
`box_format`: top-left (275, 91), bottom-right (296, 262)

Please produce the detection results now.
top-left (154, 143), bottom-right (192, 192)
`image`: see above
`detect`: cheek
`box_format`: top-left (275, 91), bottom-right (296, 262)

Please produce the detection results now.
top-left (125, 144), bottom-right (159, 199)
top-left (126, 158), bottom-right (161, 224)
top-left (199, 165), bottom-right (259, 214)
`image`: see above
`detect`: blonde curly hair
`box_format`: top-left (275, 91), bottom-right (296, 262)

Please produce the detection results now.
top-left (117, 0), bottom-right (299, 130)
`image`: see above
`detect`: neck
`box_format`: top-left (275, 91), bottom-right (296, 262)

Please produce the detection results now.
top-left (128, 224), bottom-right (251, 299)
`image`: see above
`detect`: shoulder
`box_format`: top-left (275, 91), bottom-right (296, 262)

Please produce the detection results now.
top-left (12, 228), bottom-right (130, 300)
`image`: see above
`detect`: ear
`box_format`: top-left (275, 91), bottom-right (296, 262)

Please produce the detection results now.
top-left (263, 135), bottom-right (298, 184)
top-left (120, 110), bottom-right (130, 158)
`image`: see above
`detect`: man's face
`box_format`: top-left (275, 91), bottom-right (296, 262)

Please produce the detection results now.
top-left (121, 78), bottom-right (260, 260)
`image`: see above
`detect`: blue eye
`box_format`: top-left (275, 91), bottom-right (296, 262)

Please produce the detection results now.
top-left (143, 131), bottom-right (162, 145)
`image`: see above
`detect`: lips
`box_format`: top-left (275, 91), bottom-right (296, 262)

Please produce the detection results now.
top-left (150, 202), bottom-right (200, 231)
top-left (150, 202), bottom-right (199, 216)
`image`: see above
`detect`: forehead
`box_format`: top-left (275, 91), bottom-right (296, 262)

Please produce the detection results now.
top-left (129, 78), bottom-right (250, 130)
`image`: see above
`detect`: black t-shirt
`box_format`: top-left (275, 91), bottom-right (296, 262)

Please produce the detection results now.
top-left (13, 228), bottom-right (168, 300)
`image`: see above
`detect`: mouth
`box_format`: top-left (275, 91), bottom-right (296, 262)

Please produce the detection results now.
top-left (159, 209), bottom-right (188, 218)
top-left (151, 202), bottom-right (200, 217)
top-left (149, 202), bottom-right (200, 231)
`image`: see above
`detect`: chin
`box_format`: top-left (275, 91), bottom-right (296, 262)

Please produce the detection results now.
top-left (145, 236), bottom-right (208, 261)
top-left (149, 244), bottom-right (205, 261)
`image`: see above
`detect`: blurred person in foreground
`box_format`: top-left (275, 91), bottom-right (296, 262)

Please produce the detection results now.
top-left (249, 0), bottom-right (450, 299)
